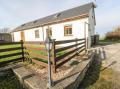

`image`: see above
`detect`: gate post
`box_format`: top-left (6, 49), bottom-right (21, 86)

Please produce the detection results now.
top-left (85, 37), bottom-right (88, 54)
top-left (21, 40), bottom-right (24, 62)
top-left (75, 38), bottom-right (79, 59)
top-left (51, 39), bottom-right (56, 73)
top-left (85, 37), bottom-right (87, 53)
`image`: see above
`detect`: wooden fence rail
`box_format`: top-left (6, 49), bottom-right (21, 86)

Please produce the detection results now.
top-left (0, 42), bottom-right (23, 65)
top-left (0, 38), bottom-right (86, 73)
top-left (52, 38), bottom-right (86, 72)
top-left (23, 41), bottom-right (48, 67)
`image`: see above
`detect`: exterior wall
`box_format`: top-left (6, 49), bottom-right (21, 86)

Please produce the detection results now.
top-left (13, 31), bottom-right (21, 42)
top-left (13, 16), bottom-right (96, 49)
top-left (24, 27), bottom-right (44, 41)
top-left (89, 8), bottom-right (95, 36)
top-left (13, 18), bottom-right (89, 42)
top-left (48, 18), bottom-right (89, 41)
top-left (88, 7), bottom-right (96, 48)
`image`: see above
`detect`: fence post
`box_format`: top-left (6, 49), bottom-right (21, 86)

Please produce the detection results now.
top-left (75, 38), bottom-right (78, 53)
top-left (85, 37), bottom-right (86, 53)
top-left (51, 39), bottom-right (56, 73)
top-left (85, 37), bottom-right (88, 53)
top-left (75, 38), bottom-right (79, 59)
top-left (21, 40), bottom-right (24, 62)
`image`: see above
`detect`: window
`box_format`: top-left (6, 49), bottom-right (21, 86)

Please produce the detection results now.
top-left (35, 30), bottom-right (40, 38)
top-left (64, 25), bottom-right (72, 36)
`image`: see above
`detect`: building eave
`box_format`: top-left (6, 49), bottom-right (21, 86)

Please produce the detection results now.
top-left (12, 13), bottom-right (89, 32)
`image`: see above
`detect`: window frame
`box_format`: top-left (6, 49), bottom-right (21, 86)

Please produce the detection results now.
top-left (64, 24), bottom-right (73, 36)
top-left (34, 30), bottom-right (40, 38)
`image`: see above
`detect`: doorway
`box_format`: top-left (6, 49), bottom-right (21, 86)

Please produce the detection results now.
top-left (20, 31), bottom-right (25, 41)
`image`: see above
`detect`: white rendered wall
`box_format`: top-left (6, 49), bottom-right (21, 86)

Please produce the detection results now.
top-left (24, 27), bottom-right (44, 41)
top-left (48, 18), bottom-right (89, 41)
top-left (13, 31), bottom-right (21, 42)
top-left (88, 7), bottom-right (96, 48)
top-left (89, 8), bottom-right (95, 36)
top-left (13, 18), bottom-right (90, 44)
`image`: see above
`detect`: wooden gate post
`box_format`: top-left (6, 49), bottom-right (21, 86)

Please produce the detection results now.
top-left (21, 40), bottom-right (24, 62)
top-left (85, 37), bottom-right (87, 53)
top-left (75, 38), bottom-right (78, 53)
top-left (51, 39), bottom-right (56, 73)
top-left (75, 38), bottom-right (79, 59)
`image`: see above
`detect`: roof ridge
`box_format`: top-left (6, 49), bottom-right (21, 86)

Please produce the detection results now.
top-left (33, 2), bottom-right (94, 21)
top-left (13, 2), bottom-right (94, 32)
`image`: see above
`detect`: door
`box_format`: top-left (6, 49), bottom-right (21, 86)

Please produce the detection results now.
top-left (20, 31), bottom-right (25, 41)
top-left (46, 27), bottom-right (52, 38)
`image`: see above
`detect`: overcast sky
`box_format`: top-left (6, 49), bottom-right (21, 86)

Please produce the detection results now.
top-left (0, 0), bottom-right (120, 36)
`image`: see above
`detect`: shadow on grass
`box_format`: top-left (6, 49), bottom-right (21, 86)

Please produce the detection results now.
top-left (78, 49), bottom-right (102, 89)
top-left (101, 61), bottom-right (117, 71)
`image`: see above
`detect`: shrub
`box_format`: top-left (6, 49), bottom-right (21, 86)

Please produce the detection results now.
top-left (105, 27), bottom-right (120, 40)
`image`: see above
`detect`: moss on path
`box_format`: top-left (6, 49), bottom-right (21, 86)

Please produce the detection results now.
top-left (78, 53), bottom-right (120, 89)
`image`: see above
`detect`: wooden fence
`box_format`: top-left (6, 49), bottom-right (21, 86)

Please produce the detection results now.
top-left (0, 38), bottom-right (86, 72)
top-left (0, 41), bottom-right (24, 65)
top-left (52, 38), bottom-right (86, 72)
top-left (23, 41), bottom-right (48, 67)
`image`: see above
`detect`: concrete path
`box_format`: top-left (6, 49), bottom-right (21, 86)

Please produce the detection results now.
top-left (12, 64), bottom-right (47, 89)
top-left (96, 43), bottom-right (120, 72)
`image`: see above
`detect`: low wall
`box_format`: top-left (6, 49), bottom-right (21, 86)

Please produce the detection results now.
top-left (12, 51), bottom-right (95, 89)
top-left (51, 51), bottom-right (95, 89)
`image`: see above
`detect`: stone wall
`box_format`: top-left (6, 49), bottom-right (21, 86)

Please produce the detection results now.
top-left (51, 52), bottom-right (95, 89)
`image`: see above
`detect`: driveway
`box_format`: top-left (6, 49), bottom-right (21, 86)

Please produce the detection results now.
top-left (78, 43), bottom-right (120, 89)
top-left (97, 43), bottom-right (120, 72)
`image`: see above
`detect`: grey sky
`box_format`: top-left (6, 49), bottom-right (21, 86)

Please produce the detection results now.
top-left (0, 0), bottom-right (120, 35)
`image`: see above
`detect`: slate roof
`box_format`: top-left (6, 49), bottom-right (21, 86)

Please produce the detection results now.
top-left (13, 2), bottom-right (95, 32)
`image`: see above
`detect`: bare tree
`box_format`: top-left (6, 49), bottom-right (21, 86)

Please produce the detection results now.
top-left (0, 28), bottom-right (10, 33)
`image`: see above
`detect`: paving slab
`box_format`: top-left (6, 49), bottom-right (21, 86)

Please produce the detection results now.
top-left (12, 51), bottom-right (95, 89)
top-left (25, 76), bottom-right (47, 89)
top-left (12, 64), bottom-right (47, 89)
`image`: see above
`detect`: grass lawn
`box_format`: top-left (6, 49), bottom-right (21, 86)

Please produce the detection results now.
top-left (0, 69), bottom-right (24, 89)
top-left (0, 44), bottom-right (22, 63)
top-left (0, 44), bottom-right (66, 64)
top-left (99, 39), bottom-right (120, 44)
top-left (25, 45), bottom-right (67, 63)
top-left (85, 68), bottom-right (120, 89)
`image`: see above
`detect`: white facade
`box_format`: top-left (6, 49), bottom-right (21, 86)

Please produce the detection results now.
top-left (13, 18), bottom-right (89, 40)
top-left (13, 8), bottom-right (95, 48)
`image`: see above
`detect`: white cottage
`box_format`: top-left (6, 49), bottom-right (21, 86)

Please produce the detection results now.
top-left (12, 2), bottom-right (96, 48)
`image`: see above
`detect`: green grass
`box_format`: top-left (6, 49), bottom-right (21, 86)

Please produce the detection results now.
top-left (85, 68), bottom-right (120, 89)
top-left (0, 69), bottom-right (24, 89)
top-left (79, 55), bottom-right (120, 89)
top-left (100, 39), bottom-right (120, 43)
top-left (0, 44), bottom-right (67, 64)
top-left (0, 44), bottom-right (22, 63)
top-left (0, 50), bottom-right (22, 55)
top-left (24, 45), bottom-right (67, 62)
top-left (0, 44), bottom-right (21, 49)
